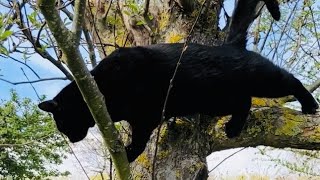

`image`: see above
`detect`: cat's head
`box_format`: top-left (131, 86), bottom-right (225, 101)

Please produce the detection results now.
top-left (38, 83), bottom-right (95, 142)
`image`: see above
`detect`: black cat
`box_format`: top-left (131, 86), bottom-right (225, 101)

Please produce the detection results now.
top-left (38, 43), bottom-right (319, 162)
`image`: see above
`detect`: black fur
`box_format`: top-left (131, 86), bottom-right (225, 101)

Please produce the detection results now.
top-left (38, 43), bottom-right (319, 162)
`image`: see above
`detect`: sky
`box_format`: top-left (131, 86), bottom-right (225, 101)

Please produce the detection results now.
top-left (0, 53), bottom-right (69, 101)
top-left (0, 0), bottom-right (320, 179)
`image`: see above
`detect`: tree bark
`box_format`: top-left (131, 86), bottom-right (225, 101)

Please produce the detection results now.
top-left (86, 0), bottom-right (224, 48)
top-left (131, 106), bottom-right (320, 179)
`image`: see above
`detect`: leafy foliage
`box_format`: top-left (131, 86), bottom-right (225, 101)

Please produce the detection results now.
top-left (0, 91), bottom-right (69, 179)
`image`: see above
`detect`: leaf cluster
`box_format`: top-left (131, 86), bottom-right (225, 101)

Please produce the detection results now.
top-left (0, 91), bottom-right (69, 179)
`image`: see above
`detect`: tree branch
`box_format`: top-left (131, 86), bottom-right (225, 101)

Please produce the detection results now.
top-left (0, 54), bottom-right (41, 79)
top-left (225, 0), bottom-right (274, 47)
top-left (0, 133), bottom-right (53, 148)
top-left (131, 107), bottom-right (320, 178)
top-left (37, 1), bottom-right (73, 49)
top-left (0, 77), bottom-right (68, 85)
top-left (37, 0), bottom-right (131, 179)
top-left (143, 0), bottom-right (150, 17)
top-left (71, 0), bottom-right (86, 45)
top-left (83, 27), bottom-right (97, 67)
top-left (308, 78), bottom-right (320, 93)
top-left (13, 1), bottom-right (73, 80)
top-left (86, 0), bottom-right (107, 58)
top-left (271, 0), bottom-right (299, 61)
top-left (209, 107), bottom-right (320, 152)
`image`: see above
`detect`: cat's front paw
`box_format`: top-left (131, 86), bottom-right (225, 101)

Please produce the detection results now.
top-left (302, 102), bottom-right (319, 114)
top-left (225, 122), bottom-right (242, 138)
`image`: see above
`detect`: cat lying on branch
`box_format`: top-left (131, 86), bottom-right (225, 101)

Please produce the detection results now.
top-left (38, 43), bottom-right (319, 162)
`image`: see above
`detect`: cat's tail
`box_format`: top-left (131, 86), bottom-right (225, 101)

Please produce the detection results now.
top-left (225, 0), bottom-right (281, 48)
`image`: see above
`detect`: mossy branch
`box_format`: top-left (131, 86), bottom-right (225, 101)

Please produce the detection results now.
top-left (210, 107), bottom-right (320, 152)
top-left (37, 0), bottom-right (131, 179)
top-left (131, 106), bottom-right (320, 178)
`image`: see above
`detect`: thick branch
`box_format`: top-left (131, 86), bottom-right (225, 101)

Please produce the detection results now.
top-left (131, 106), bottom-right (320, 178)
top-left (71, 0), bottom-right (86, 44)
top-left (309, 78), bottom-right (320, 93)
top-left (225, 0), bottom-right (283, 48)
top-left (37, 0), bottom-right (131, 179)
top-left (37, 1), bottom-right (73, 49)
top-left (209, 107), bottom-right (320, 152)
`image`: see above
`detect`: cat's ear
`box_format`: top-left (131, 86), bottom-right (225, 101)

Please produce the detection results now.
top-left (38, 100), bottom-right (58, 112)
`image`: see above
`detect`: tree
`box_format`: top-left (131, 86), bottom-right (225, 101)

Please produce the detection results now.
top-left (0, 91), bottom-right (68, 179)
top-left (0, 0), bottom-right (319, 179)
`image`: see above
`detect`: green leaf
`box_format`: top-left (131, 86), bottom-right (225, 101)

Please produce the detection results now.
top-left (27, 11), bottom-right (37, 25)
top-left (123, 10), bottom-right (131, 16)
top-left (0, 92), bottom-right (68, 179)
top-left (128, 3), bottom-right (139, 13)
top-left (136, 20), bottom-right (146, 26)
top-left (0, 30), bottom-right (13, 41)
top-left (0, 44), bottom-right (9, 55)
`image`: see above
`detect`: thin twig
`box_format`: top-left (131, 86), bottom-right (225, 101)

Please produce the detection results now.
top-left (253, 15), bottom-right (261, 52)
top-left (123, 33), bottom-right (130, 47)
top-left (144, 0), bottom-right (150, 17)
top-left (110, 158), bottom-right (113, 180)
top-left (113, 10), bottom-right (117, 49)
top-left (0, 133), bottom-right (53, 148)
top-left (87, 0), bottom-right (107, 58)
top-left (27, 74), bottom-right (90, 180)
top-left (60, 5), bottom-right (74, 20)
top-left (260, 20), bottom-right (274, 53)
top-left (0, 54), bottom-right (40, 79)
top-left (0, 1), bottom-right (10, 8)
top-left (83, 27), bottom-right (97, 67)
top-left (4, 1), bottom-right (27, 32)
top-left (36, 22), bottom-right (47, 47)
top-left (21, 68), bottom-right (41, 100)
top-left (23, 2), bottom-right (31, 38)
top-left (14, 2), bottom-right (73, 80)
top-left (271, 1), bottom-right (299, 61)
top-left (286, 12), bottom-right (305, 69)
top-left (58, 0), bottom-right (74, 10)
top-left (62, 135), bottom-right (91, 180)
top-left (151, 1), bottom-right (207, 179)
top-left (208, 147), bottom-right (246, 173)
top-left (104, 0), bottom-right (113, 20)
top-left (0, 77), bottom-right (68, 85)
top-left (308, 5), bottom-right (320, 51)
top-left (40, 14), bottom-right (63, 63)
top-left (272, 23), bottom-right (319, 66)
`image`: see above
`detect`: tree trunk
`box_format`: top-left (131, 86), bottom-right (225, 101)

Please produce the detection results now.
top-left (85, 0), bottom-right (224, 49)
